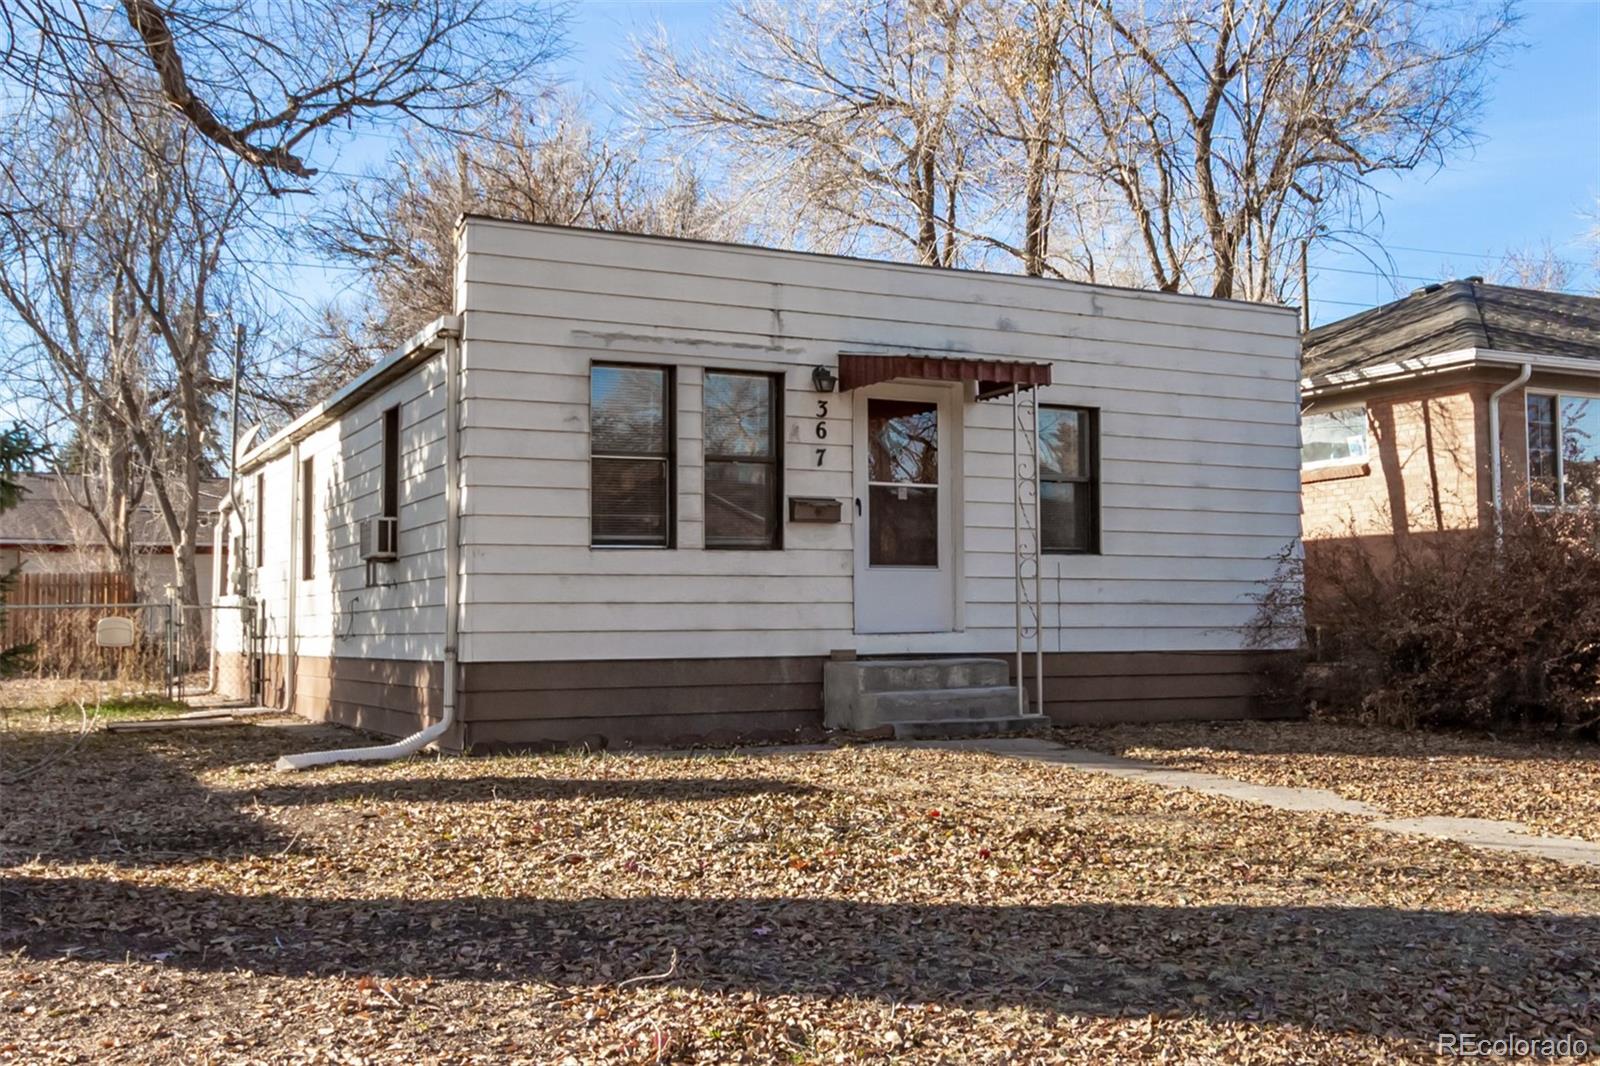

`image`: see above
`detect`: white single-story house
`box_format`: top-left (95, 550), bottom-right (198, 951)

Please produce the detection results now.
top-left (215, 219), bottom-right (1303, 750)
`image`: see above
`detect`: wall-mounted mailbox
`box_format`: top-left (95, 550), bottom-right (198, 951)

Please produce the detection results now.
top-left (788, 496), bottom-right (843, 523)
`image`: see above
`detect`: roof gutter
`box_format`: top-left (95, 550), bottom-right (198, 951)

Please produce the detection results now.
top-left (240, 316), bottom-right (459, 475)
top-left (1301, 347), bottom-right (1600, 399)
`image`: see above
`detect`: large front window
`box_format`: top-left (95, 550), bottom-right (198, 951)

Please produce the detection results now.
top-left (591, 364), bottom-right (673, 547)
top-left (1528, 393), bottom-right (1600, 507)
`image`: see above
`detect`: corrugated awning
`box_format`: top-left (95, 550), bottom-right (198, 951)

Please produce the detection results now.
top-left (837, 352), bottom-right (1053, 400)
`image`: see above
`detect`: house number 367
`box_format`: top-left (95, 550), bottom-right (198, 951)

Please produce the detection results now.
top-left (814, 399), bottom-right (828, 466)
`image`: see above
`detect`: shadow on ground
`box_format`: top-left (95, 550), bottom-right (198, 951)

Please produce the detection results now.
top-left (225, 775), bottom-right (818, 806)
top-left (0, 720), bottom-right (818, 868)
top-left (3, 875), bottom-right (1595, 1044)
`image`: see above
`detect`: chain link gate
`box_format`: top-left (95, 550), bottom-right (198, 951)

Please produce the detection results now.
top-left (1, 598), bottom-right (261, 705)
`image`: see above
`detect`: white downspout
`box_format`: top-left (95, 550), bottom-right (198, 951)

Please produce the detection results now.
top-left (285, 441), bottom-right (300, 713)
top-left (1488, 362), bottom-right (1532, 543)
top-left (276, 329), bottom-right (462, 771)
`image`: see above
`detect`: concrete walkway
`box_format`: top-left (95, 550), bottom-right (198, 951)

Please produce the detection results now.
top-left (889, 737), bottom-right (1600, 868)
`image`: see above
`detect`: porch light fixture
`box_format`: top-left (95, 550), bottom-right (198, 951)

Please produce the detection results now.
top-left (811, 365), bottom-right (838, 393)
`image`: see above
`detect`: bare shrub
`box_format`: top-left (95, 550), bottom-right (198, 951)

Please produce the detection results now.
top-left (1297, 507), bottom-right (1600, 737)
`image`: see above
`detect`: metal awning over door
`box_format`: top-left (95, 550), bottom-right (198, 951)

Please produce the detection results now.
top-left (838, 353), bottom-right (1053, 400)
top-left (835, 350), bottom-right (1049, 719)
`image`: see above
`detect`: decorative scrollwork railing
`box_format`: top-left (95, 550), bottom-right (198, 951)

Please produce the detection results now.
top-left (1011, 385), bottom-right (1044, 716)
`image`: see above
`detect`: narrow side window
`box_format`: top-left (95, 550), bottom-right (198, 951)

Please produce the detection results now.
top-left (382, 405), bottom-right (401, 522)
top-left (1040, 406), bottom-right (1099, 555)
top-left (704, 371), bottom-right (782, 549)
top-left (1527, 394), bottom-right (1558, 506)
top-left (300, 457), bottom-right (315, 580)
top-left (253, 472), bottom-right (265, 568)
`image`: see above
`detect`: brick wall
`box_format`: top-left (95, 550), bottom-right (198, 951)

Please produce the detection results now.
top-left (1302, 368), bottom-right (1594, 549)
top-left (1302, 376), bottom-right (1490, 544)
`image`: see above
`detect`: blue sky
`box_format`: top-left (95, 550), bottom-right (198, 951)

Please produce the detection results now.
top-left (290, 0), bottom-right (1600, 328)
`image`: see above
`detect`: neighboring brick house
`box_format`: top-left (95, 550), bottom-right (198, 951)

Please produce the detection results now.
top-left (1300, 279), bottom-right (1600, 563)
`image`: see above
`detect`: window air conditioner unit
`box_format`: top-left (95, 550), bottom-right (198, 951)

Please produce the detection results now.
top-left (360, 515), bottom-right (398, 561)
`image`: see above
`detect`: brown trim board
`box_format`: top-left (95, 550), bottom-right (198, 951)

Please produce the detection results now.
top-left (232, 649), bottom-right (1299, 751)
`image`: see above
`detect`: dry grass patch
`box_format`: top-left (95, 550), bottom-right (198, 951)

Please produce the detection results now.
top-left (2, 714), bottom-right (1598, 1063)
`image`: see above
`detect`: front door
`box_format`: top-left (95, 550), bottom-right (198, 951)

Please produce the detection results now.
top-left (853, 384), bottom-right (955, 633)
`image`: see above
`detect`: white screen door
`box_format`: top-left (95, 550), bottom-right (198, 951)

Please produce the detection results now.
top-left (853, 384), bottom-right (955, 633)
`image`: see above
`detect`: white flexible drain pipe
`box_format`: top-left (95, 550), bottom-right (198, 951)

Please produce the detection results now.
top-left (276, 330), bottom-right (462, 771)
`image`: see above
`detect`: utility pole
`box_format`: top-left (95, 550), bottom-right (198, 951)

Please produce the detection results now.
top-left (1299, 239), bottom-right (1310, 333)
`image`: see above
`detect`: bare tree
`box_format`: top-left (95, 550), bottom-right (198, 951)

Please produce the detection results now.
top-left (636, 0), bottom-right (1514, 300)
top-left (1493, 240), bottom-right (1574, 291)
top-left (2, 0), bottom-right (566, 188)
top-left (316, 98), bottom-right (740, 370)
top-left (1057, 0), bottom-right (1517, 299)
top-left (634, 0), bottom-right (975, 267)
top-left (0, 106), bottom-right (153, 593)
top-left (0, 82), bottom-right (253, 604)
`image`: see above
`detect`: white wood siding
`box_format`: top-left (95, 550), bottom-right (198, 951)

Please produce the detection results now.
top-left (245, 357), bottom-right (448, 663)
top-left (456, 221), bottom-right (1302, 662)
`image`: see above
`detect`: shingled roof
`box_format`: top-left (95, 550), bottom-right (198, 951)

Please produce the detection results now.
top-left (1302, 280), bottom-right (1600, 381)
top-left (0, 474), bottom-right (226, 548)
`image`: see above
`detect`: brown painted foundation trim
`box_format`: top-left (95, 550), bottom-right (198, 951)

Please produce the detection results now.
top-left (453, 649), bottom-right (1299, 751)
top-left (458, 656), bottom-right (825, 751)
top-left (234, 649), bottom-right (1298, 752)
top-left (253, 653), bottom-right (442, 740)
top-left (1011, 649), bottom-right (1300, 724)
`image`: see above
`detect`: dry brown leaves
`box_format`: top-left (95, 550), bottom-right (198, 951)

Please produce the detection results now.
top-left (1060, 720), bottom-right (1600, 843)
top-left (2, 713), bottom-right (1597, 1064)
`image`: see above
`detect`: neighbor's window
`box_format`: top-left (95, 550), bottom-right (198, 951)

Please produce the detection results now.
top-left (1528, 392), bottom-right (1600, 507)
top-left (704, 371), bottom-right (782, 549)
top-left (381, 405), bottom-right (401, 523)
top-left (300, 457), bottom-right (315, 580)
top-left (1301, 406), bottom-right (1369, 467)
top-left (1039, 406), bottom-right (1099, 554)
top-left (591, 364), bottom-right (674, 547)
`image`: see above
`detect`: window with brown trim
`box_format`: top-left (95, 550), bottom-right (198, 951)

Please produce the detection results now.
top-left (590, 364), bottom-right (674, 547)
top-left (300, 457), bottom-right (315, 580)
top-left (1039, 405), bottom-right (1099, 554)
top-left (703, 370), bottom-right (782, 549)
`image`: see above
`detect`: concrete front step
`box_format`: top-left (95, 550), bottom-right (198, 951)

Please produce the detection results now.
top-left (857, 685), bottom-right (1024, 728)
top-left (825, 657), bottom-right (1011, 696)
top-left (890, 715), bottom-right (1048, 740)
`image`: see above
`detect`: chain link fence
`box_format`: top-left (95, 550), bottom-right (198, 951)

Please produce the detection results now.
top-left (1, 600), bottom-right (258, 703)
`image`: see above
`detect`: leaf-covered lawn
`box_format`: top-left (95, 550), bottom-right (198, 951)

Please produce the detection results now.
top-left (2, 715), bottom-right (1597, 1063)
top-left (1060, 720), bottom-right (1600, 844)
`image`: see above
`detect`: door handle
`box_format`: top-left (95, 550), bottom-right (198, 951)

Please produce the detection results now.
top-left (855, 497), bottom-right (862, 516)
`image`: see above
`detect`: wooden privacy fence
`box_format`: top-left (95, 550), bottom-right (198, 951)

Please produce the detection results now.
top-left (1, 571), bottom-right (160, 680)
top-left (4, 571), bottom-right (136, 607)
